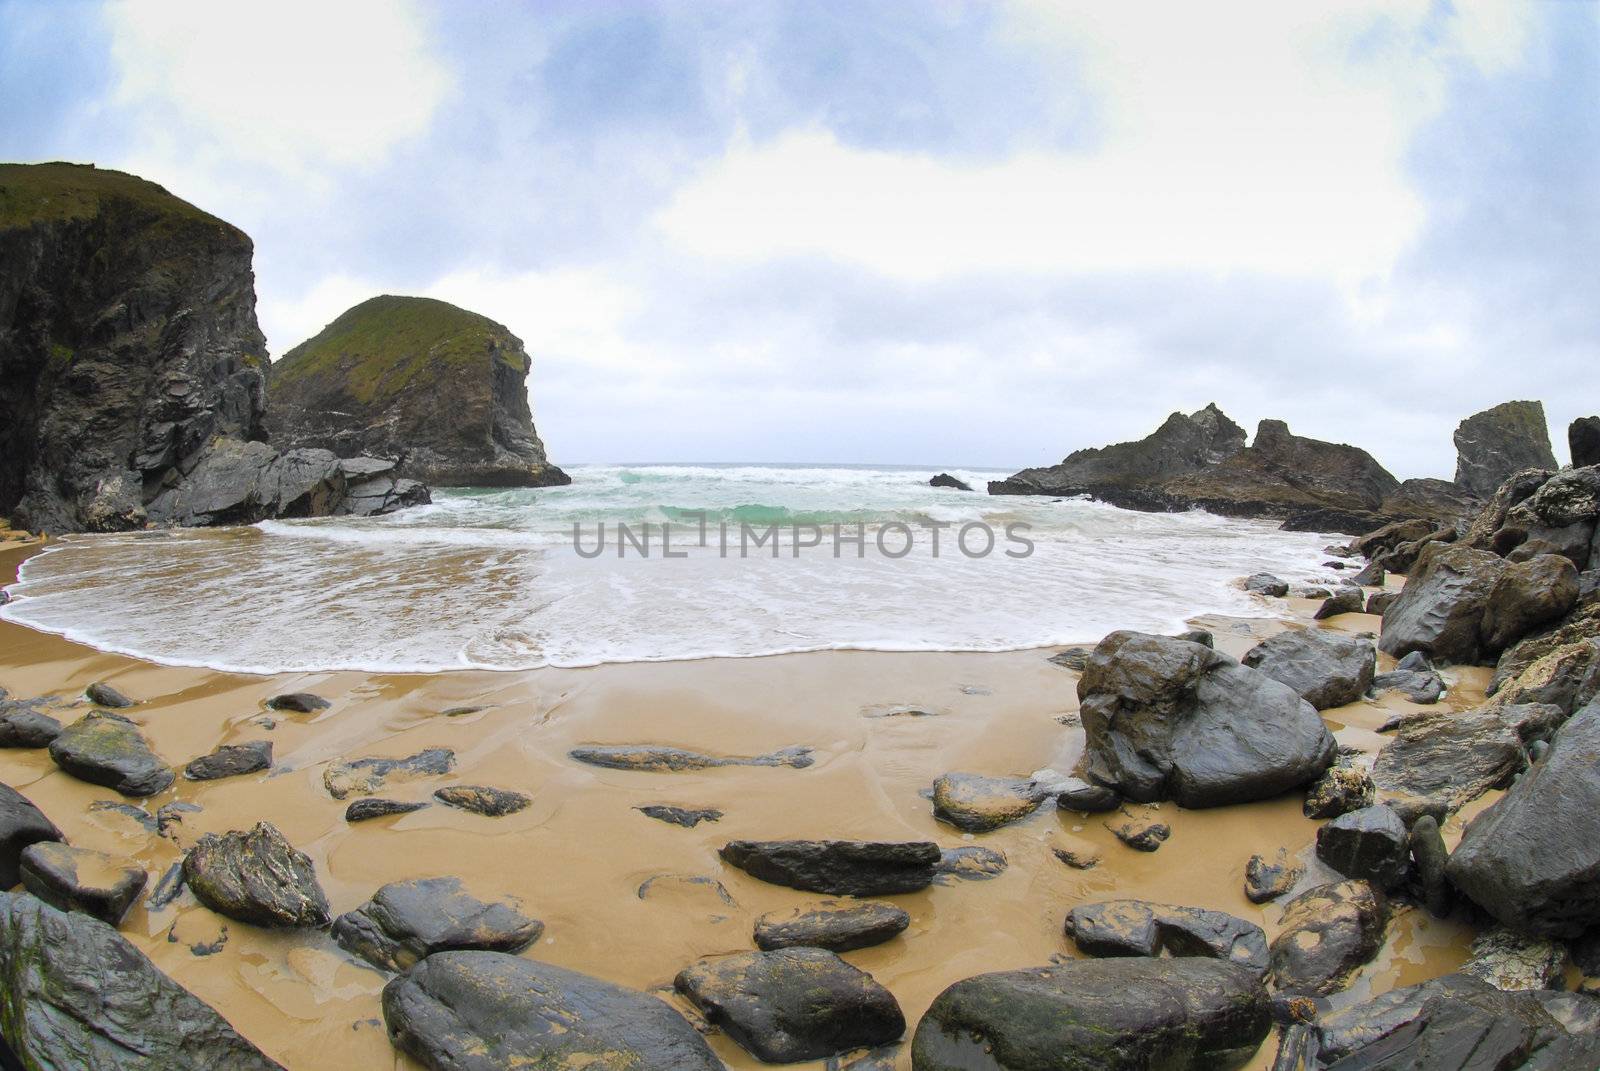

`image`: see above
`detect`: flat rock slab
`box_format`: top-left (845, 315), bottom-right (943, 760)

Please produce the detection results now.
top-left (346, 798), bottom-right (429, 822)
top-left (755, 900), bottom-right (911, 952)
top-left (721, 840), bottom-right (941, 896)
top-left (910, 957), bottom-right (1270, 1071)
top-left (433, 785), bottom-right (530, 816)
top-left (931, 772), bottom-right (1046, 832)
top-left (383, 950), bottom-right (721, 1071)
top-left (0, 892), bottom-right (284, 1069)
top-left (49, 711), bottom-right (173, 797)
top-left (637, 804), bottom-right (723, 827)
top-left (183, 821), bottom-right (331, 928)
top-left (1241, 629), bottom-right (1375, 710)
top-left (1065, 900), bottom-right (1268, 972)
top-left (333, 876), bottom-right (542, 972)
top-left (184, 740), bottom-right (272, 781)
top-left (1371, 703), bottom-right (1558, 821)
top-left (323, 747), bottom-right (455, 799)
top-left (1267, 880), bottom-right (1387, 996)
top-left (676, 947), bottom-right (905, 1062)
top-left (570, 743), bottom-right (814, 771)
top-left (0, 783), bottom-right (63, 888)
top-left (20, 841), bottom-right (147, 926)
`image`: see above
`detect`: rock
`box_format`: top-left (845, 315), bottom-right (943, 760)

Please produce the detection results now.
top-left (1461, 467), bottom-right (1554, 551)
top-left (182, 821), bottom-right (330, 928)
top-left (156, 801), bottom-right (202, 838)
top-left (1316, 804), bottom-right (1409, 890)
top-left (382, 951), bottom-right (720, 1071)
top-left (1482, 554), bottom-right (1581, 653)
top-left (1500, 467), bottom-right (1600, 565)
top-left (332, 876), bottom-right (542, 973)
top-left (637, 804), bottom-right (723, 827)
top-left (570, 743), bottom-right (814, 771)
top-left (0, 890), bottom-right (284, 1069)
top-left (89, 799), bottom-right (160, 832)
top-left (933, 845), bottom-right (1007, 883)
top-left (432, 785), bottom-right (530, 817)
top-left (1064, 900), bottom-right (1268, 972)
top-left (910, 957), bottom-right (1270, 1071)
top-left (1379, 477), bottom-right (1482, 526)
top-left (1078, 631), bottom-right (1336, 807)
top-left (1109, 815), bottom-right (1170, 851)
top-left (1245, 850), bottom-right (1302, 903)
top-left (19, 842), bottom-right (147, 925)
top-left (1492, 637), bottom-right (1600, 716)
top-left (323, 747), bottom-right (455, 798)
top-left (1350, 559), bottom-right (1385, 586)
top-left (0, 702), bottom-right (62, 747)
top-left (1297, 586), bottom-right (1333, 599)
top-left (1247, 573), bottom-right (1290, 597)
top-left (265, 692), bottom-right (329, 713)
top-left (1303, 755), bottom-right (1374, 819)
top-left (1461, 927), bottom-right (1568, 991)
top-left (1267, 881), bottom-right (1387, 996)
top-left (1370, 703), bottom-right (1557, 821)
top-left (0, 785), bottom-right (64, 888)
top-left (755, 900), bottom-right (910, 952)
top-left (48, 710), bottom-right (173, 797)
top-left (1242, 629), bottom-right (1375, 710)
top-left (1409, 815), bottom-right (1452, 918)
top-left (1048, 647), bottom-right (1091, 671)
top-left (674, 948), bottom-right (905, 1062)
top-left (1282, 508), bottom-right (1394, 536)
top-left (85, 681), bottom-right (135, 707)
top-left (183, 740), bottom-right (272, 781)
top-left (345, 798), bottom-right (428, 822)
top-left (1314, 587), bottom-right (1365, 620)
top-left (1454, 400), bottom-right (1559, 499)
top-left (1370, 660), bottom-right (1446, 703)
top-left (1365, 590), bottom-right (1401, 617)
top-left (1051, 835), bottom-right (1103, 870)
top-left (1354, 518), bottom-right (1437, 559)
top-left (929, 473), bottom-right (972, 491)
top-left (720, 840), bottom-right (941, 896)
top-left (1054, 776), bottom-right (1122, 812)
top-left (1378, 543), bottom-right (1508, 663)
top-left (1447, 699), bottom-right (1600, 936)
top-left (930, 772), bottom-right (1046, 832)
top-left (1572, 417), bottom-right (1600, 469)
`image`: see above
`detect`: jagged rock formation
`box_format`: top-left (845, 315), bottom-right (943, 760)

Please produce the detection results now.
top-left (0, 162), bottom-right (426, 532)
top-left (268, 295), bottom-right (569, 487)
top-left (1454, 400), bottom-right (1558, 499)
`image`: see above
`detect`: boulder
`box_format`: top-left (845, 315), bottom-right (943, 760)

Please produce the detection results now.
top-left (569, 743), bottom-right (813, 771)
top-left (910, 957), bottom-right (1270, 1071)
top-left (85, 681), bottom-right (136, 707)
top-left (1365, 590), bottom-right (1402, 617)
top-left (1064, 900), bottom-right (1268, 972)
top-left (929, 473), bottom-right (972, 491)
top-left (0, 890), bottom-right (284, 1069)
top-left (1266, 880), bottom-right (1387, 996)
top-left (184, 740), bottom-right (272, 781)
top-left (930, 772), bottom-right (1046, 832)
top-left (1501, 467), bottom-right (1600, 563)
top-left (1572, 418), bottom-right (1600, 469)
top-left (1245, 850), bottom-right (1302, 904)
top-left (1377, 543), bottom-right (1508, 663)
top-left (323, 747), bottom-right (455, 798)
top-left (382, 951), bottom-right (720, 1070)
top-left (432, 785), bottom-right (530, 816)
top-left (345, 798), bottom-right (428, 822)
top-left (0, 702), bottom-right (62, 747)
top-left (182, 821), bottom-right (330, 928)
top-left (1350, 559), bottom-right (1385, 587)
top-left (1491, 637), bottom-right (1600, 716)
top-left (0, 784), bottom-right (63, 888)
top-left (1492, 600), bottom-right (1600, 693)
top-left (1482, 554), bottom-right (1581, 653)
top-left (1461, 467), bottom-right (1555, 551)
top-left (332, 876), bottom-right (542, 972)
top-left (1454, 401), bottom-right (1559, 499)
top-left (754, 900), bottom-right (911, 952)
top-left (1241, 629), bottom-right (1375, 710)
top-left (1370, 703), bottom-right (1558, 821)
top-left (720, 840), bottom-right (940, 896)
top-left (48, 710), bottom-right (173, 797)
top-left (1078, 631), bottom-right (1336, 807)
top-left (1315, 804), bottom-right (1409, 890)
top-left (1314, 587), bottom-right (1365, 620)
top-left (675, 948), bottom-right (905, 1062)
top-left (19, 842), bottom-right (146, 925)
top-left (1246, 573), bottom-right (1290, 597)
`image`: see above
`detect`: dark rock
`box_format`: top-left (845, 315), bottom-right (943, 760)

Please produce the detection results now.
top-left (675, 947), bottom-right (905, 1062)
top-left (1370, 703), bottom-right (1557, 821)
top-left (570, 743), bottom-right (813, 771)
top-left (332, 876), bottom-right (542, 973)
top-left (182, 821), bottom-right (330, 928)
top-left (19, 841), bottom-right (146, 925)
top-left (1454, 400), bottom-right (1559, 499)
top-left (1447, 699), bottom-right (1600, 937)
top-left (1378, 543), bottom-right (1508, 663)
top-left (1461, 467), bottom-right (1555, 552)
top-left (345, 797), bottom-right (428, 822)
top-left (324, 747), bottom-right (455, 798)
top-left (1245, 850), bottom-right (1302, 904)
top-left (910, 956), bottom-right (1270, 1071)
top-left (720, 840), bottom-right (941, 896)
top-left (933, 845), bottom-right (1007, 883)
top-left (0, 890), bottom-right (284, 1069)
top-left (433, 785), bottom-right (530, 817)
top-left (265, 692), bottom-right (329, 713)
top-left (1282, 508), bottom-right (1394, 536)
top-left (85, 681), bottom-right (135, 707)
top-left (1572, 418), bottom-right (1600, 469)
top-left (268, 295), bottom-right (568, 488)
top-left (1064, 900), bottom-right (1268, 972)
top-left (1461, 926), bottom-right (1568, 991)
top-left (1314, 587), bottom-right (1365, 620)
top-left (1078, 631), bottom-right (1336, 807)
top-left (0, 702), bottom-right (62, 747)
top-left (1379, 478), bottom-right (1482, 526)
top-left (1054, 776), bottom-right (1121, 812)
top-left (1246, 573), bottom-right (1290, 597)
top-left (48, 710), bottom-right (173, 797)
top-left (156, 800), bottom-right (201, 838)
top-left (1316, 804), bottom-right (1409, 890)
top-left (1365, 590), bottom-right (1401, 617)
top-left (931, 772), bottom-right (1046, 832)
top-left (147, 861), bottom-right (186, 909)
top-left (1243, 629), bottom-right (1375, 710)
top-left (184, 740), bottom-right (271, 781)
top-left (382, 951), bottom-right (720, 1070)
top-left (1353, 518), bottom-right (1436, 559)
top-left (1409, 815), bottom-right (1452, 918)
top-left (929, 473), bottom-right (972, 491)
top-left (1304, 755), bottom-right (1374, 820)
top-left (1482, 554), bottom-right (1580, 653)
top-left (755, 900), bottom-right (911, 952)
top-left (1500, 467), bottom-right (1600, 564)
top-left (1109, 816), bottom-right (1170, 852)
top-left (1350, 560), bottom-right (1385, 587)
top-left (1175, 628), bottom-right (1215, 647)
top-left (1370, 662), bottom-right (1445, 703)
top-left (1047, 647), bottom-right (1091, 670)
top-left (1267, 881), bottom-right (1387, 996)
top-left (89, 799), bottom-right (159, 832)
top-left (637, 804), bottom-right (722, 827)
top-left (0, 784), bottom-right (63, 888)
top-left (1297, 586), bottom-right (1334, 599)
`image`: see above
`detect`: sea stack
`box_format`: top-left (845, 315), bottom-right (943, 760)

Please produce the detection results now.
top-left (1453, 401), bottom-right (1557, 499)
top-left (268, 296), bottom-right (569, 488)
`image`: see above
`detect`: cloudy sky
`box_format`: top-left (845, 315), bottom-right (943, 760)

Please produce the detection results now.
top-left (3, 1), bottom-right (1594, 475)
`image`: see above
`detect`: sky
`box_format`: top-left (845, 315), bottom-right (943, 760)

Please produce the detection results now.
top-left (2, 0), bottom-right (1595, 476)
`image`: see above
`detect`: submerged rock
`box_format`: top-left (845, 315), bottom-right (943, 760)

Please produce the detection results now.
top-left (1454, 400), bottom-right (1559, 499)
top-left (1315, 804), bottom-right (1410, 890)
top-left (20, 842), bottom-right (146, 926)
top-left (720, 840), bottom-right (941, 896)
top-left (332, 876), bottom-right (542, 973)
top-left (382, 951), bottom-right (720, 1071)
top-left (676, 948), bottom-right (905, 1062)
top-left (182, 821), bottom-right (331, 928)
top-left (1241, 629), bottom-right (1375, 710)
top-left (930, 772), bottom-right (1047, 832)
top-left (933, 845), bottom-right (1008, 883)
top-left (0, 784), bottom-right (64, 888)
top-left (1246, 573), bottom-right (1290, 597)
top-left (1065, 900), bottom-right (1268, 972)
top-left (323, 747), bottom-right (455, 798)
top-left (48, 710), bottom-right (173, 797)
top-left (755, 900), bottom-right (911, 953)
top-left (345, 798), bottom-right (428, 822)
top-left (432, 785), bottom-right (530, 817)
top-left (184, 740), bottom-right (272, 781)
top-left (1267, 880), bottom-right (1387, 996)
top-left (637, 804), bottom-right (723, 827)
top-left (570, 743), bottom-right (814, 771)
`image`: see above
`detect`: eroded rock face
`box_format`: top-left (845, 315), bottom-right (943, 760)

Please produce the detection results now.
top-left (182, 821), bottom-right (331, 928)
top-left (48, 710), bottom-right (173, 797)
top-left (1378, 543), bottom-right (1508, 664)
top-left (268, 295), bottom-right (568, 488)
top-left (720, 840), bottom-right (941, 896)
top-left (1064, 900), bottom-right (1268, 972)
top-left (1078, 631), bottom-right (1336, 807)
top-left (1241, 629), bottom-right (1375, 710)
top-left (332, 876), bottom-right (542, 973)
top-left (1267, 880), bottom-right (1387, 996)
top-left (382, 951), bottom-right (720, 1071)
top-left (1454, 400), bottom-right (1559, 499)
top-left (755, 900), bottom-right (911, 952)
top-left (0, 891), bottom-right (284, 1069)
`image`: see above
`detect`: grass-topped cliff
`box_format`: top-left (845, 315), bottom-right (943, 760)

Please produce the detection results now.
top-left (0, 161), bottom-right (239, 237)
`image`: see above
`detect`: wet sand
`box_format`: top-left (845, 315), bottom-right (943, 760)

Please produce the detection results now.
top-left (0, 543), bottom-right (1484, 1069)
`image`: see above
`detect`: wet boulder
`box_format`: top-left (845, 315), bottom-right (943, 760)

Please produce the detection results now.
top-left (264, 692), bottom-right (329, 713)
top-left (182, 821), bottom-right (331, 928)
top-left (1482, 554), bottom-right (1580, 654)
top-left (1378, 543), bottom-right (1508, 664)
top-left (1315, 804), bottom-right (1409, 890)
top-left (345, 797), bottom-right (428, 822)
top-left (1078, 631), bottom-right (1336, 807)
top-left (675, 947), bottom-right (905, 1062)
top-left (1371, 649), bottom-right (1446, 703)
top-left (85, 681), bottom-right (136, 708)
top-left (1314, 587), bottom-right (1365, 620)
top-left (1303, 754), bottom-right (1374, 820)
top-left (1064, 900), bottom-right (1268, 972)
top-left (755, 900), bottom-right (911, 952)
top-left (48, 710), bottom-right (174, 797)
top-left (1491, 637), bottom-right (1600, 717)
top-left (1370, 703), bottom-right (1558, 822)
top-left (1266, 880), bottom-right (1387, 996)
top-left (910, 957), bottom-right (1270, 1071)
top-left (432, 784), bottom-right (530, 816)
top-left (332, 876), bottom-right (542, 973)
top-left (1241, 629), bottom-right (1375, 710)
top-left (0, 784), bottom-right (63, 888)
top-left (933, 845), bottom-right (1008, 883)
top-left (930, 473), bottom-right (972, 491)
top-left (931, 772), bottom-right (1047, 832)
top-left (19, 842), bottom-right (147, 926)
top-left (1108, 815), bottom-right (1171, 852)
top-left (0, 700), bottom-right (62, 747)
top-left (383, 951), bottom-right (721, 1071)
top-left (184, 740), bottom-right (272, 781)
top-left (720, 840), bottom-right (940, 896)
top-left (1246, 573), bottom-right (1290, 597)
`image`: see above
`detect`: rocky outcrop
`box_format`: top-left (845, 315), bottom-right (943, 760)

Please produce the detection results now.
top-left (720, 839), bottom-right (941, 896)
top-left (268, 295), bottom-right (568, 488)
top-left (331, 876), bottom-right (542, 973)
top-left (1377, 477), bottom-right (1481, 526)
top-left (1454, 400), bottom-right (1558, 499)
top-left (0, 162), bottom-right (426, 532)
top-left (929, 472), bottom-right (972, 491)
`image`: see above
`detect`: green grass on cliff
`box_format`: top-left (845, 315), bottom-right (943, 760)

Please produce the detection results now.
top-left (271, 295), bottom-right (527, 407)
top-left (0, 162), bottom-right (224, 231)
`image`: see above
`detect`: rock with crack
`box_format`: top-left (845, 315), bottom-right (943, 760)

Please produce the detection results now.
top-left (432, 785), bottom-right (530, 817)
top-left (20, 842), bottom-right (147, 926)
top-left (1241, 628), bottom-right (1375, 710)
top-left (754, 900), bottom-right (911, 953)
top-left (332, 876), bottom-right (542, 973)
top-left (1267, 880), bottom-right (1387, 996)
top-left (182, 821), bottom-right (331, 928)
top-left (720, 840), bottom-right (941, 896)
top-left (930, 772), bottom-right (1048, 832)
top-left (48, 710), bottom-right (174, 797)
top-left (1064, 899), bottom-right (1268, 972)
top-left (323, 747), bottom-right (455, 799)
top-left (569, 743), bottom-right (814, 770)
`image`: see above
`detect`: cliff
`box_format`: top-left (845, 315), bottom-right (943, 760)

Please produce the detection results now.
top-left (267, 296), bottom-right (569, 488)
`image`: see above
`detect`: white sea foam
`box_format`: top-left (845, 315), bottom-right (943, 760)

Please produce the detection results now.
top-left (0, 464), bottom-right (1339, 674)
